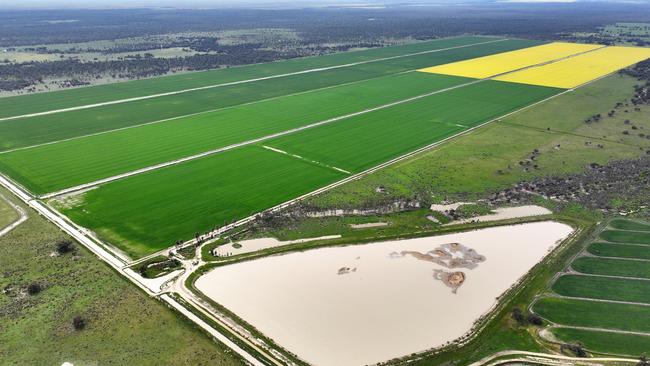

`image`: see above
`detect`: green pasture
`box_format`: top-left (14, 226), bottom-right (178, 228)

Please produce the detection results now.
top-left (552, 274), bottom-right (650, 304)
top-left (587, 242), bottom-right (650, 260)
top-left (572, 256), bottom-right (650, 279)
top-left (600, 229), bottom-right (650, 245)
top-left (60, 146), bottom-right (347, 258)
top-left (550, 327), bottom-right (650, 357)
top-left (533, 297), bottom-right (650, 333)
top-left (0, 72), bottom-right (470, 194)
top-left (609, 219), bottom-right (650, 232)
top-left (0, 36), bottom-right (527, 120)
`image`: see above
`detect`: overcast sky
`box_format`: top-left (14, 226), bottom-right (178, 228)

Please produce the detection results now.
top-left (2, 0), bottom-right (382, 9)
top-left (0, 0), bottom-right (583, 10)
top-left (0, 0), bottom-right (643, 9)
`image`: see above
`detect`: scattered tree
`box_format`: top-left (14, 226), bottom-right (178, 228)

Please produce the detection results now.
top-left (55, 240), bottom-right (75, 255)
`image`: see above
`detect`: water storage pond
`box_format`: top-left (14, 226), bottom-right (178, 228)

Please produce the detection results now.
top-left (195, 221), bottom-right (573, 366)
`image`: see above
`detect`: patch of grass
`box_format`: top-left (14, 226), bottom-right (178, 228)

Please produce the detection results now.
top-left (552, 274), bottom-right (650, 304)
top-left (601, 229), bottom-right (650, 244)
top-left (62, 145), bottom-right (347, 258)
top-left (588, 242), bottom-right (650, 260)
top-left (0, 194), bottom-right (19, 229)
top-left (572, 256), bottom-right (650, 279)
top-left (133, 255), bottom-right (182, 278)
top-left (550, 327), bottom-right (650, 357)
top-left (0, 188), bottom-right (242, 365)
top-left (534, 296), bottom-right (650, 333)
top-left (177, 244), bottom-right (197, 260)
top-left (610, 219), bottom-right (650, 231)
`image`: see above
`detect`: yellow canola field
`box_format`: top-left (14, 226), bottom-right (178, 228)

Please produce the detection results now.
top-left (494, 46), bottom-right (650, 89)
top-left (417, 42), bottom-right (602, 79)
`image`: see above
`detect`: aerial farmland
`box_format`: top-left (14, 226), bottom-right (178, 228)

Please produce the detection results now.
top-left (3, 6), bottom-right (650, 365)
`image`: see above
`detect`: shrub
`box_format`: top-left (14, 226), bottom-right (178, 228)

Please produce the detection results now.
top-left (72, 316), bottom-right (86, 330)
top-left (527, 313), bottom-right (543, 326)
top-left (56, 240), bottom-right (75, 255)
top-left (26, 282), bottom-right (42, 295)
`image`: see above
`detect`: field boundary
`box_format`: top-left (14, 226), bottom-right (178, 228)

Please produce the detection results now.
top-left (0, 38), bottom-right (509, 123)
top-left (31, 44), bottom-right (613, 198)
top-left (40, 78), bottom-right (485, 199)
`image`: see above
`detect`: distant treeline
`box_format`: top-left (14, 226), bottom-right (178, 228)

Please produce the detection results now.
top-left (3, 4), bottom-right (650, 47)
top-left (3, 3), bottom-right (650, 92)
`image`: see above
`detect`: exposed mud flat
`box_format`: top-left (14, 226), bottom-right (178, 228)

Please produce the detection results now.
top-left (446, 205), bottom-right (552, 225)
top-left (196, 221), bottom-right (573, 366)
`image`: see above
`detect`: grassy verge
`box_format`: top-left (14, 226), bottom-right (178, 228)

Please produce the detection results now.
top-left (0, 187), bottom-right (243, 365)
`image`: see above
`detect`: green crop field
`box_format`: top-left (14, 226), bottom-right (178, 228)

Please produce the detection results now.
top-left (0, 72), bottom-right (471, 194)
top-left (533, 297), bottom-right (650, 333)
top-left (588, 242), bottom-right (650, 259)
top-left (0, 39), bottom-right (538, 152)
top-left (600, 229), bottom-right (650, 244)
top-left (533, 220), bottom-right (650, 356)
top-left (59, 146), bottom-right (347, 258)
top-left (572, 256), bottom-right (650, 279)
top-left (552, 274), bottom-right (650, 304)
top-left (609, 219), bottom-right (650, 231)
top-left (550, 328), bottom-right (650, 356)
top-left (266, 81), bottom-right (560, 173)
top-left (54, 80), bottom-right (558, 257)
